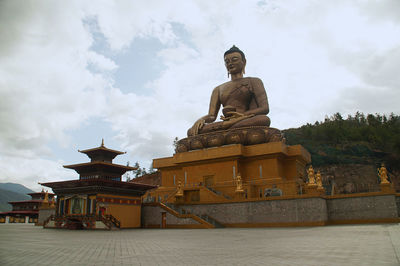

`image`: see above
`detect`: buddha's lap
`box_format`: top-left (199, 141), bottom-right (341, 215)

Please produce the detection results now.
top-left (199, 115), bottom-right (270, 134)
top-left (230, 115), bottom-right (270, 128)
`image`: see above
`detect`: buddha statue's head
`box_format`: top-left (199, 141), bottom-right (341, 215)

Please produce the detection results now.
top-left (224, 45), bottom-right (246, 76)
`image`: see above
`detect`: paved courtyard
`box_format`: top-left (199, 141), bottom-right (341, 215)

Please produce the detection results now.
top-left (0, 224), bottom-right (399, 265)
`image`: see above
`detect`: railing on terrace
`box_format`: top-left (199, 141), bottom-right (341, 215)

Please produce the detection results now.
top-left (204, 186), bottom-right (232, 200)
top-left (144, 175), bottom-right (389, 203)
top-left (200, 214), bottom-right (224, 228)
top-left (328, 183), bottom-right (381, 195)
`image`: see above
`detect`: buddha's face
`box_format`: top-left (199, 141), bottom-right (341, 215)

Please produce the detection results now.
top-left (224, 52), bottom-right (245, 75)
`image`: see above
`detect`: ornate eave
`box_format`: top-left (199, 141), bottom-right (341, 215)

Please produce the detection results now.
top-left (41, 179), bottom-right (156, 197)
top-left (79, 146), bottom-right (125, 154)
top-left (8, 200), bottom-right (43, 204)
top-left (0, 210), bottom-right (38, 215)
top-left (28, 192), bottom-right (55, 197)
top-left (78, 140), bottom-right (126, 161)
top-left (78, 146), bottom-right (125, 161)
top-left (63, 161), bottom-right (137, 175)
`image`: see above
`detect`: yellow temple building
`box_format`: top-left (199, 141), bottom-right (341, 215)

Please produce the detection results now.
top-left (41, 141), bottom-right (155, 229)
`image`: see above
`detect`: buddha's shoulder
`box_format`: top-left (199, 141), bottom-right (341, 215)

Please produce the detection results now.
top-left (214, 81), bottom-right (231, 91)
top-left (246, 77), bottom-right (263, 83)
top-left (216, 77), bottom-right (261, 89)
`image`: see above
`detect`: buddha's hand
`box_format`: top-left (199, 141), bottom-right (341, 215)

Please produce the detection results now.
top-left (190, 118), bottom-right (205, 135)
top-left (220, 112), bottom-right (254, 121)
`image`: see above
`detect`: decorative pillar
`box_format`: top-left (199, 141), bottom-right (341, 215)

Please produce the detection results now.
top-left (55, 197), bottom-right (60, 216)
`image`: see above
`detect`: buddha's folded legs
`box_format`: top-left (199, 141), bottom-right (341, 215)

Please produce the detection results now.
top-left (230, 115), bottom-right (270, 128)
top-left (189, 115), bottom-right (271, 136)
top-left (197, 121), bottom-right (226, 134)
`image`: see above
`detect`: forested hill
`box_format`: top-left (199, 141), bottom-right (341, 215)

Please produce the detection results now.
top-left (283, 112), bottom-right (400, 170)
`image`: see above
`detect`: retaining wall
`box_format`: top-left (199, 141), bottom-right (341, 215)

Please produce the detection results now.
top-left (326, 194), bottom-right (398, 223)
top-left (142, 193), bottom-right (399, 228)
top-left (395, 195), bottom-right (400, 217)
top-left (180, 197), bottom-right (327, 226)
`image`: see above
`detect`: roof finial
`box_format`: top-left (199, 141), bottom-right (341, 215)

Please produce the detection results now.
top-left (101, 138), bottom-right (104, 147)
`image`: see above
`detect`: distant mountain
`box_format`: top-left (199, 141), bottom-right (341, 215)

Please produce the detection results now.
top-left (0, 188), bottom-right (31, 212)
top-left (0, 183), bottom-right (35, 194)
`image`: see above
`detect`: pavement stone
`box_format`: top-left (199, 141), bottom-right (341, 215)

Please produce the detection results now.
top-left (0, 223), bottom-right (399, 265)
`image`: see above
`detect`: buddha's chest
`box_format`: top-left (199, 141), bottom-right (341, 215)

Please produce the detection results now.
top-left (219, 79), bottom-right (253, 106)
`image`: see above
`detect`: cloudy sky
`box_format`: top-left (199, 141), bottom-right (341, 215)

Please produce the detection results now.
top-left (1, 0), bottom-right (399, 191)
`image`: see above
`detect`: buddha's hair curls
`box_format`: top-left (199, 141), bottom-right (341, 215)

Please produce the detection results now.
top-left (224, 45), bottom-right (246, 61)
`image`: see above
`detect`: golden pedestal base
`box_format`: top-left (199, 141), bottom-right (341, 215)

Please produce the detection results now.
top-left (151, 142), bottom-right (311, 204)
top-left (380, 183), bottom-right (395, 193)
top-left (305, 184), bottom-right (325, 196)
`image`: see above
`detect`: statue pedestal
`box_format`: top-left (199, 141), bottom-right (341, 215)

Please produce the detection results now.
top-left (176, 126), bottom-right (283, 153)
top-left (152, 142), bottom-right (311, 204)
top-left (305, 184), bottom-right (325, 196)
top-left (380, 183), bottom-right (395, 193)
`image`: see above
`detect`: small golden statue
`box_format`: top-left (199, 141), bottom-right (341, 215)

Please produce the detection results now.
top-left (235, 173), bottom-right (244, 193)
top-left (43, 190), bottom-right (49, 204)
top-left (176, 181), bottom-right (184, 197)
top-left (307, 165), bottom-right (316, 186)
top-left (316, 170), bottom-right (323, 190)
top-left (50, 197), bottom-right (56, 208)
top-left (378, 163), bottom-right (389, 184)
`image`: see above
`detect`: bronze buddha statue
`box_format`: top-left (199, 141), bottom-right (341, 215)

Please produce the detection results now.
top-left (188, 45), bottom-right (271, 137)
top-left (177, 46), bottom-right (281, 153)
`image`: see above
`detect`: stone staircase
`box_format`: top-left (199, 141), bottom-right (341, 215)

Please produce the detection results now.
top-left (199, 214), bottom-right (224, 228)
top-left (204, 186), bottom-right (232, 200)
top-left (164, 203), bottom-right (225, 228)
top-left (159, 203), bottom-right (219, 228)
top-left (101, 214), bottom-right (121, 230)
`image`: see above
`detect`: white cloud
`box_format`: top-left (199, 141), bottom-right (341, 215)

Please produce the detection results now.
top-left (0, 156), bottom-right (74, 192)
top-left (87, 51), bottom-right (118, 71)
top-left (84, 0), bottom-right (178, 50)
top-left (0, 1), bottom-right (112, 188)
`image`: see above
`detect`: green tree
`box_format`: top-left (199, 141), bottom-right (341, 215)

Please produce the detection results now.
top-left (283, 111), bottom-right (400, 169)
top-left (173, 137), bottom-right (179, 150)
top-left (133, 162), bottom-right (142, 178)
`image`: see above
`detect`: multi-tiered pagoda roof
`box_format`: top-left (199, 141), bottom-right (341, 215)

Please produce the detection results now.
top-left (63, 139), bottom-right (136, 182)
top-left (42, 140), bottom-right (156, 197)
